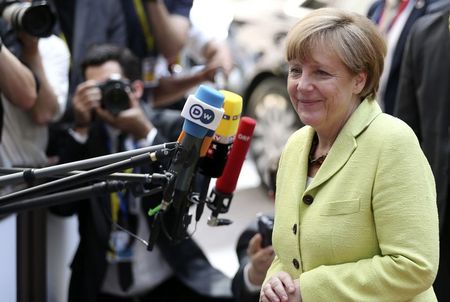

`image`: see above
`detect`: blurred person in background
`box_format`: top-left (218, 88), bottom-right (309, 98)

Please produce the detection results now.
top-left (260, 8), bottom-right (439, 302)
top-left (47, 0), bottom-right (128, 163)
top-left (52, 44), bottom-right (234, 302)
top-left (367, 0), bottom-right (442, 114)
top-left (122, 0), bottom-right (235, 110)
top-left (0, 14), bottom-right (39, 302)
top-left (394, 2), bottom-right (450, 300)
top-left (0, 7), bottom-right (70, 301)
top-left (232, 216), bottom-right (275, 302)
top-left (0, 31), bottom-right (69, 172)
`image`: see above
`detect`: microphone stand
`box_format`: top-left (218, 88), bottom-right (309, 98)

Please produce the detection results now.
top-left (0, 181), bottom-right (126, 215)
top-left (0, 167), bottom-right (154, 183)
top-left (206, 188), bottom-right (233, 226)
top-left (0, 142), bottom-right (177, 187)
top-left (0, 143), bottom-right (178, 204)
top-left (0, 172), bottom-right (171, 216)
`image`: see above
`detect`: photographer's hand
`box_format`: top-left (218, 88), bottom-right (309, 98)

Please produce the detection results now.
top-left (96, 95), bottom-right (154, 140)
top-left (247, 233), bottom-right (274, 286)
top-left (73, 80), bottom-right (101, 128)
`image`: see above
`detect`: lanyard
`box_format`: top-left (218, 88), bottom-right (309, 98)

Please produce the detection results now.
top-left (110, 168), bottom-right (133, 223)
top-left (133, 0), bottom-right (155, 53)
top-left (107, 131), bottom-right (138, 223)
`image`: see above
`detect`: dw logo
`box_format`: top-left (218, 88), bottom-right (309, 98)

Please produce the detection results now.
top-left (189, 104), bottom-right (215, 124)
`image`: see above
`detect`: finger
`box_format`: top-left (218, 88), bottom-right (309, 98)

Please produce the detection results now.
top-left (278, 272), bottom-right (296, 294)
top-left (269, 278), bottom-right (289, 302)
top-left (260, 291), bottom-right (270, 302)
top-left (262, 282), bottom-right (283, 302)
top-left (76, 80), bottom-right (98, 93)
top-left (248, 234), bottom-right (262, 255)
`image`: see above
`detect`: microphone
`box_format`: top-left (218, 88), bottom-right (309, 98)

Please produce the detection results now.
top-left (207, 116), bottom-right (256, 226)
top-left (195, 90), bottom-right (243, 221)
top-left (148, 85), bottom-right (224, 249)
top-left (198, 90), bottom-right (243, 177)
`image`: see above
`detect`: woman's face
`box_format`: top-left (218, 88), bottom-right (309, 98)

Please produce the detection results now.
top-left (287, 47), bottom-right (366, 134)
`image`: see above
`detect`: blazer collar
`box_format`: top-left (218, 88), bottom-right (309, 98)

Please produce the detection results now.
top-left (306, 99), bottom-right (382, 191)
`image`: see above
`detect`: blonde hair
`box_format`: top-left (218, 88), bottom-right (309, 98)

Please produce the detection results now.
top-left (285, 8), bottom-right (386, 100)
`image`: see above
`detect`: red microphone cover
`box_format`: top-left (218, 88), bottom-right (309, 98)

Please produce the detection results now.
top-left (215, 117), bottom-right (256, 194)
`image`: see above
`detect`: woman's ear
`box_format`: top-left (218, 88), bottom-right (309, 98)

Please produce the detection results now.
top-left (131, 80), bottom-right (144, 99)
top-left (353, 71), bottom-right (367, 95)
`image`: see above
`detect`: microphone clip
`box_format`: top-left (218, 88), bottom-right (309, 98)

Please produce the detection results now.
top-left (206, 187), bottom-right (233, 226)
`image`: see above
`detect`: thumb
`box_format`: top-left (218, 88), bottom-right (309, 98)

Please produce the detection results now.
top-left (247, 233), bottom-right (263, 255)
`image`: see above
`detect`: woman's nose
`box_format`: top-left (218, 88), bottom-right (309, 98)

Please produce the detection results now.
top-left (297, 74), bottom-right (314, 92)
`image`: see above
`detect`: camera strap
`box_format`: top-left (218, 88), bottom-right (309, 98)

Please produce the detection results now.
top-left (133, 0), bottom-right (155, 53)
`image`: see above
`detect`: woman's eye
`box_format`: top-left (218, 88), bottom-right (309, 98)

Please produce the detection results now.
top-left (316, 69), bottom-right (330, 76)
top-left (289, 68), bottom-right (302, 75)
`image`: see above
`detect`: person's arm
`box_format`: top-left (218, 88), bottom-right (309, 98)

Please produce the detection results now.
top-left (19, 33), bottom-right (60, 125)
top-left (151, 67), bottom-right (216, 107)
top-left (144, 0), bottom-right (191, 61)
top-left (201, 39), bottom-right (234, 77)
top-left (0, 36), bottom-right (37, 109)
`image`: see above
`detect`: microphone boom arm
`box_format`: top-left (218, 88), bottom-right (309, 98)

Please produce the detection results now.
top-left (0, 143), bottom-right (178, 204)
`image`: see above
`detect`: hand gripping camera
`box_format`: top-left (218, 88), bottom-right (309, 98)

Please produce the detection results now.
top-left (0, 0), bottom-right (55, 37)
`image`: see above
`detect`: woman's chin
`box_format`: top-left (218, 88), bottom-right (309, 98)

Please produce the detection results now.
top-left (298, 112), bottom-right (321, 127)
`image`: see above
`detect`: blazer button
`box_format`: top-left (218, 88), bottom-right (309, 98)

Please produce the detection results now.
top-left (292, 258), bottom-right (300, 270)
top-left (303, 195), bottom-right (314, 205)
top-left (292, 224), bottom-right (297, 235)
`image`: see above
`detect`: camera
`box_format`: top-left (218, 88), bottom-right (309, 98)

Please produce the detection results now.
top-left (98, 75), bottom-right (131, 115)
top-left (0, 0), bottom-right (55, 37)
top-left (257, 213), bottom-right (274, 248)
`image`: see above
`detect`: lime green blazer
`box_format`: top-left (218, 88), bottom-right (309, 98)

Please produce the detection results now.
top-left (266, 99), bottom-right (439, 301)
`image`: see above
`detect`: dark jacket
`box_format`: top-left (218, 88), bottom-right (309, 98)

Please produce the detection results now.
top-left (367, 0), bottom-right (431, 114)
top-left (394, 7), bottom-right (450, 300)
top-left (394, 5), bottom-right (450, 231)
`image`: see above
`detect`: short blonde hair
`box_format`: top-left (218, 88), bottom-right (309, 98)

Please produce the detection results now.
top-left (285, 8), bottom-right (386, 100)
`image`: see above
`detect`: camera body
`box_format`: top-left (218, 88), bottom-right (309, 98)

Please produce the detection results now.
top-left (97, 75), bottom-right (131, 115)
top-left (257, 213), bottom-right (274, 248)
top-left (0, 0), bottom-right (55, 37)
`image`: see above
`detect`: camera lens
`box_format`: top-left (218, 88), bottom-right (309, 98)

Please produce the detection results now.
top-left (20, 2), bottom-right (55, 37)
top-left (100, 80), bottom-right (130, 115)
top-left (1, 1), bottom-right (55, 37)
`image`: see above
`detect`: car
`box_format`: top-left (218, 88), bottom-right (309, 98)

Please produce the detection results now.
top-left (225, 0), bottom-right (371, 191)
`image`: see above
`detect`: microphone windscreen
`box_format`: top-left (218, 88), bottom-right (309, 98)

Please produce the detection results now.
top-left (198, 91), bottom-right (243, 177)
top-left (215, 117), bottom-right (256, 194)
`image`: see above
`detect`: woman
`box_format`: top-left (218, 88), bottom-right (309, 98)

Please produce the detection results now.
top-left (260, 8), bottom-right (439, 302)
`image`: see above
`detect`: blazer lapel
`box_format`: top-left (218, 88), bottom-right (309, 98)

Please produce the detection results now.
top-left (307, 100), bottom-right (382, 191)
